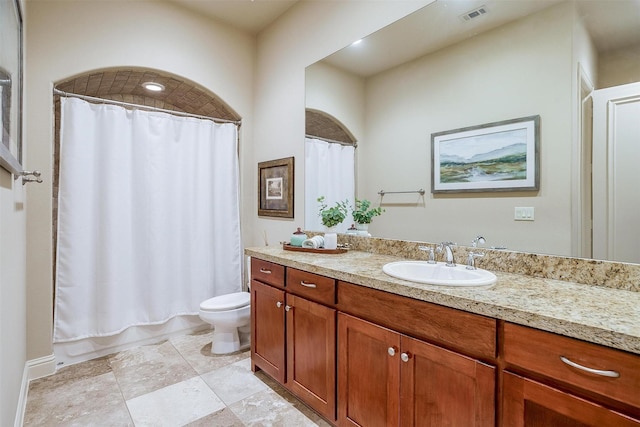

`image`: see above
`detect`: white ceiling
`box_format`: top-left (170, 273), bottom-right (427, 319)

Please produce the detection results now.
top-left (166, 0), bottom-right (640, 76)
top-left (322, 0), bottom-right (640, 77)
top-left (169, 0), bottom-right (299, 34)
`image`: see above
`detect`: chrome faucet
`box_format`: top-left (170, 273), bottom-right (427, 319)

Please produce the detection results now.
top-left (418, 245), bottom-right (436, 264)
top-left (466, 251), bottom-right (485, 270)
top-left (472, 236), bottom-right (486, 248)
top-left (437, 242), bottom-right (456, 267)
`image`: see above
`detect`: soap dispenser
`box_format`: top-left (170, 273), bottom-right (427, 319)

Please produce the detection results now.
top-left (290, 227), bottom-right (307, 247)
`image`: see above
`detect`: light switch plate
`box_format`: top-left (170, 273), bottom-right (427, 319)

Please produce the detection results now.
top-left (514, 207), bottom-right (535, 221)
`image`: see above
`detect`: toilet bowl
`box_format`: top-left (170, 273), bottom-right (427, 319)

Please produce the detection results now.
top-left (199, 292), bottom-right (251, 354)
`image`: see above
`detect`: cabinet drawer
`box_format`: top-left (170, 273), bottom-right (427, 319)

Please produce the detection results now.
top-left (337, 281), bottom-right (496, 361)
top-left (503, 322), bottom-right (640, 409)
top-left (251, 258), bottom-right (285, 289)
top-left (286, 268), bottom-right (336, 305)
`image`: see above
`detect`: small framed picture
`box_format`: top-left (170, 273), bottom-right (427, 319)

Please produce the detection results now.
top-left (258, 156), bottom-right (294, 218)
top-left (431, 115), bottom-right (540, 193)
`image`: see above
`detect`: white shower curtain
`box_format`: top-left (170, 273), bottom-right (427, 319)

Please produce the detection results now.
top-left (54, 97), bottom-right (242, 343)
top-left (304, 138), bottom-right (355, 233)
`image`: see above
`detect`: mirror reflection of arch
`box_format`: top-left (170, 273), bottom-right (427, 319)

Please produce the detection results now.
top-left (304, 109), bottom-right (356, 233)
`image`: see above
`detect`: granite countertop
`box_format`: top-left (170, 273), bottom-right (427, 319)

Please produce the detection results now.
top-left (245, 246), bottom-right (640, 356)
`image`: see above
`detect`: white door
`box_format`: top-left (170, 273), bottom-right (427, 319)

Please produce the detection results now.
top-left (592, 82), bottom-right (640, 263)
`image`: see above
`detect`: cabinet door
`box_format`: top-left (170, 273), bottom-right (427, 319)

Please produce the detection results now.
top-left (400, 336), bottom-right (495, 427)
top-left (251, 279), bottom-right (286, 383)
top-left (286, 294), bottom-right (337, 422)
top-left (338, 313), bottom-right (400, 427)
top-left (503, 372), bottom-right (640, 427)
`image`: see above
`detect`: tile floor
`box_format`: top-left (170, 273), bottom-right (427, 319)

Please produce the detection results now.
top-left (24, 329), bottom-right (332, 426)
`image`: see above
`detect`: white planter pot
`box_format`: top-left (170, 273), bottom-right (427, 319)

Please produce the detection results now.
top-left (355, 223), bottom-right (371, 237)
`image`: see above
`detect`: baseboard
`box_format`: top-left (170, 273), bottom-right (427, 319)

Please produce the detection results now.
top-left (14, 354), bottom-right (56, 427)
top-left (27, 354), bottom-right (56, 381)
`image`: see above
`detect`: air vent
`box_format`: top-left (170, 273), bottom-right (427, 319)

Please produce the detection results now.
top-left (459, 5), bottom-right (488, 22)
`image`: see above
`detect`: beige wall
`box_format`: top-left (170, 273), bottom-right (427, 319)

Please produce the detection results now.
top-left (252, 0), bottom-right (431, 247)
top-left (360, 3), bottom-right (575, 255)
top-left (25, 0), bottom-right (254, 361)
top-left (599, 44), bottom-right (640, 89)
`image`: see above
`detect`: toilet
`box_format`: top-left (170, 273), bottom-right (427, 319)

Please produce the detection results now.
top-left (199, 291), bottom-right (251, 354)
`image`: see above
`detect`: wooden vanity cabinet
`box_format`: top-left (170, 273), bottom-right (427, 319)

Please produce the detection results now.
top-left (337, 282), bottom-right (496, 427)
top-left (502, 372), bottom-right (640, 426)
top-left (251, 257), bottom-right (640, 427)
top-left (502, 323), bottom-right (640, 426)
top-left (338, 313), bottom-right (495, 427)
top-left (251, 259), bottom-right (337, 423)
top-left (251, 259), bottom-right (286, 383)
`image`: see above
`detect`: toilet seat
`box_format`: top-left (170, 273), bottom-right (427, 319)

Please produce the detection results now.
top-left (200, 292), bottom-right (250, 312)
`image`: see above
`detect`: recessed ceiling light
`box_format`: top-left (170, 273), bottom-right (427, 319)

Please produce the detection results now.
top-left (142, 82), bottom-right (165, 92)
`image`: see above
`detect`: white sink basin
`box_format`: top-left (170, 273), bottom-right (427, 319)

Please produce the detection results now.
top-left (382, 261), bottom-right (497, 287)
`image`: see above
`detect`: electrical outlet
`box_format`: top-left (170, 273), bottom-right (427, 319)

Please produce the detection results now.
top-left (514, 207), bottom-right (535, 221)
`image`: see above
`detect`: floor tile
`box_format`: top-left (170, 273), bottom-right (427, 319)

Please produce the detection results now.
top-left (24, 372), bottom-right (124, 426)
top-left (126, 376), bottom-right (225, 427)
top-left (228, 388), bottom-right (326, 426)
top-left (171, 329), bottom-right (250, 375)
top-left (56, 400), bottom-right (133, 427)
top-left (184, 407), bottom-right (245, 426)
top-left (109, 339), bottom-right (197, 400)
top-left (251, 371), bottom-right (333, 427)
top-left (201, 358), bottom-right (267, 405)
top-left (28, 355), bottom-right (112, 394)
top-left (24, 332), bottom-right (329, 427)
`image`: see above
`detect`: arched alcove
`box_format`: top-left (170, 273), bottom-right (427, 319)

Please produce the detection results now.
top-left (305, 108), bottom-right (357, 145)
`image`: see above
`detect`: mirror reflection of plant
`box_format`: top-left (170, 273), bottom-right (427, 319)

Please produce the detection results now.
top-left (352, 199), bottom-right (384, 224)
top-left (317, 196), bottom-right (349, 228)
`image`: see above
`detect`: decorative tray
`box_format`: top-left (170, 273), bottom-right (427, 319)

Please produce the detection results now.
top-left (282, 243), bottom-right (347, 254)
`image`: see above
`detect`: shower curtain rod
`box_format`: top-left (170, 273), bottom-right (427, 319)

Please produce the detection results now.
top-left (53, 89), bottom-right (242, 126)
top-left (305, 134), bottom-right (357, 148)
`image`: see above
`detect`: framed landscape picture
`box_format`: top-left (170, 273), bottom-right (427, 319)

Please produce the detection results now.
top-left (431, 115), bottom-right (540, 193)
top-left (258, 156), bottom-right (294, 218)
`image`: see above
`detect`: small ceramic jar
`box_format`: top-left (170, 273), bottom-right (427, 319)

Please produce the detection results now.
top-left (290, 227), bottom-right (308, 247)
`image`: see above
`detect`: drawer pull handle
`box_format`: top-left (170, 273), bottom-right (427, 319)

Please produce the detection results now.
top-left (560, 356), bottom-right (620, 378)
top-left (388, 347), bottom-right (398, 357)
top-left (259, 268), bottom-right (272, 274)
top-left (276, 301), bottom-right (283, 308)
top-left (300, 281), bottom-right (317, 288)
top-left (401, 352), bottom-right (412, 363)
top-left (285, 305), bottom-right (292, 312)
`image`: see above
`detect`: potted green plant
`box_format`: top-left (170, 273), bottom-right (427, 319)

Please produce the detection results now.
top-left (317, 196), bottom-right (349, 249)
top-left (352, 199), bottom-right (384, 236)
top-left (317, 196), bottom-right (349, 228)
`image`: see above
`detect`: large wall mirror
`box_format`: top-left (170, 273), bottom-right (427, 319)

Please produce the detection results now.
top-left (305, 0), bottom-right (640, 264)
